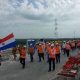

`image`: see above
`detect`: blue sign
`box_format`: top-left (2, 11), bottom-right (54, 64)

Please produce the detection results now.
top-left (27, 39), bottom-right (36, 47)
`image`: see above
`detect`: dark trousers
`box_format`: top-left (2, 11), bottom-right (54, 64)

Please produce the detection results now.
top-left (66, 50), bottom-right (70, 57)
top-left (48, 58), bottom-right (55, 71)
top-left (20, 58), bottom-right (25, 69)
top-left (56, 54), bottom-right (60, 63)
top-left (30, 53), bottom-right (34, 62)
top-left (71, 47), bottom-right (75, 51)
top-left (38, 53), bottom-right (44, 62)
top-left (47, 53), bottom-right (49, 62)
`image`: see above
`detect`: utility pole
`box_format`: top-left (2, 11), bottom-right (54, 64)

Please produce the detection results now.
top-left (54, 19), bottom-right (58, 38)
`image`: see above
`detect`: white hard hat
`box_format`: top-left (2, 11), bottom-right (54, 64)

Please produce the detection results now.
top-left (51, 43), bottom-right (54, 46)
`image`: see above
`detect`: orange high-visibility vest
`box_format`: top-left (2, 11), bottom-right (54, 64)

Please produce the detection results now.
top-left (46, 44), bottom-right (50, 53)
top-left (38, 45), bottom-right (43, 54)
top-left (29, 47), bottom-right (34, 53)
top-left (65, 44), bottom-right (71, 50)
top-left (78, 42), bottom-right (80, 47)
top-left (20, 48), bottom-right (26, 58)
top-left (55, 46), bottom-right (60, 54)
top-left (71, 42), bottom-right (75, 47)
top-left (49, 48), bottom-right (55, 59)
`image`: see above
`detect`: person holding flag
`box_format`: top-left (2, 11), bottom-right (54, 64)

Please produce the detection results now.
top-left (0, 33), bottom-right (16, 66)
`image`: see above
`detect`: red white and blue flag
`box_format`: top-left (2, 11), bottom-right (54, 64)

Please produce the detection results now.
top-left (0, 33), bottom-right (16, 51)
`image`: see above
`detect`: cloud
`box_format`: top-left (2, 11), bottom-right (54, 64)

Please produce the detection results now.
top-left (1, 0), bottom-right (80, 21)
top-left (15, 0), bottom-right (80, 21)
top-left (0, 0), bottom-right (80, 38)
top-left (0, 0), bottom-right (15, 16)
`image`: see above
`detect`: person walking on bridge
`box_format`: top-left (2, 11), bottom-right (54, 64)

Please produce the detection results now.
top-left (37, 43), bottom-right (44, 62)
top-left (45, 42), bottom-right (51, 62)
top-left (48, 45), bottom-right (55, 72)
top-left (28, 44), bottom-right (35, 62)
top-left (55, 43), bottom-right (61, 63)
top-left (65, 42), bottom-right (71, 57)
top-left (71, 41), bottom-right (75, 51)
top-left (19, 46), bottom-right (26, 69)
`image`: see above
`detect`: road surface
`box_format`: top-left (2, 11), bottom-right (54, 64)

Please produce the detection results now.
top-left (0, 49), bottom-right (79, 80)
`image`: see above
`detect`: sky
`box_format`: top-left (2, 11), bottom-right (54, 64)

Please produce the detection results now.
top-left (0, 0), bottom-right (80, 39)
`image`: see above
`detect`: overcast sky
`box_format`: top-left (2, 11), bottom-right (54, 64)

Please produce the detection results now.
top-left (0, 0), bottom-right (80, 39)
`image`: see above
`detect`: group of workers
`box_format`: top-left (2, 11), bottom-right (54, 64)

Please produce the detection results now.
top-left (1, 40), bottom-right (80, 71)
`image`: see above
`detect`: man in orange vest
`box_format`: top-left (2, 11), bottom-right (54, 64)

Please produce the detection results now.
top-left (71, 41), bottom-right (75, 50)
top-left (45, 42), bottom-right (51, 62)
top-left (29, 44), bottom-right (35, 62)
top-left (55, 43), bottom-right (61, 63)
top-left (20, 45), bottom-right (26, 69)
top-left (65, 42), bottom-right (71, 57)
top-left (48, 45), bottom-right (55, 72)
top-left (37, 43), bottom-right (44, 62)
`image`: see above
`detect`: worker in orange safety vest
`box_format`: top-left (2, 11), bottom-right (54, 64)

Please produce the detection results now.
top-left (48, 45), bottom-right (55, 72)
top-left (65, 42), bottom-right (71, 57)
top-left (45, 42), bottom-right (51, 62)
top-left (71, 41), bottom-right (75, 50)
top-left (55, 43), bottom-right (61, 63)
top-left (19, 46), bottom-right (26, 69)
top-left (37, 43), bottom-right (44, 62)
top-left (28, 44), bottom-right (35, 62)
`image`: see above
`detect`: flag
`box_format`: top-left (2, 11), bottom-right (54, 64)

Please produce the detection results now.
top-left (0, 33), bottom-right (16, 51)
